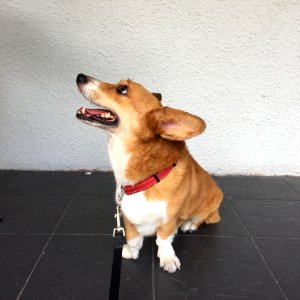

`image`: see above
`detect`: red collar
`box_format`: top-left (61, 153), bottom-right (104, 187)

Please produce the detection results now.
top-left (122, 163), bottom-right (176, 195)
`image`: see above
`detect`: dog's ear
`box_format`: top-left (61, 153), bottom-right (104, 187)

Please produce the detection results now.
top-left (152, 93), bottom-right (162, 102)
top-left (147, 107), bottom-right (206, 141)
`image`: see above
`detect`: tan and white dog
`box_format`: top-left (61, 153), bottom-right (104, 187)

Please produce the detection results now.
top-left (76, 74), bottom-right (223, 273)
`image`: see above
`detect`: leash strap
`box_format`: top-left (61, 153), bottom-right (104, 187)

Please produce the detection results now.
top-left (109, 231), bottom-right (125, 300)
top-left (109, 204), bottom-right (125, 300)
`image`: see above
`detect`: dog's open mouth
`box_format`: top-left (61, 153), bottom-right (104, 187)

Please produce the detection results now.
top-left (76, 107), bottom-right (119, 126)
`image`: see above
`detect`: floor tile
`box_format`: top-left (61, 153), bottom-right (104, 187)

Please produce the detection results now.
top-left (178, 200), bottom-right (249, 237)
top-left (78, 172), bottom-right (116, 196)
top-left (217, 176), bottom-right (299, 200)
top-left (281, 176), bottom-right (300, 195)
top-left (0, 170), bottom-right (19, 190)
top-left (0, 235), bottom-right (48, 300)
top-left (56, 195), bottom-right (116, 234)
top-left (154, 236), bottom-right (285, 300)
top-left (0, 171), bottom-right (83, 196)
top-left (120, 237), bottom-right (153, 300)
top-left (0, 172), bottom-right (299, 300)
top-left (0, 195), bottom-right (72, 233)
top-left (255, 238), bottom-right (300, 300)
top-left (231, 199), bottom-right (300, 238)
top-left (20, 235), bottom-right (152, 300)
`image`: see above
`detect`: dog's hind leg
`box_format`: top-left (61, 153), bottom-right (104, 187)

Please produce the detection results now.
top-left (204, 188), bottom-right (223, 224)
top-left (180, 217), bottom-right (203, 232)
top-left (205, 209), bottom-right (221, 224)
top-left (182, 188), bottom-right (223, 231)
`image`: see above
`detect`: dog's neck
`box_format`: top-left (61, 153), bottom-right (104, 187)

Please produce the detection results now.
top-left (108, 133), bottom-right (185, 186)
top-left (108, 134), bottom-right (132, 185)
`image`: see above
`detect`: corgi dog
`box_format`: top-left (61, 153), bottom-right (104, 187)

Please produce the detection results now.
top-left (76, 73), bottom-right (223, 273)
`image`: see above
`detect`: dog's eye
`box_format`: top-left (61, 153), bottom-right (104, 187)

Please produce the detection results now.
top-left (116, 85), bottom-right (128, 95)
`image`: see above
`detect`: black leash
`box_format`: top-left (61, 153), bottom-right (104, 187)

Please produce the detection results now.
top-left (109, 204), bottom-right (125, 300)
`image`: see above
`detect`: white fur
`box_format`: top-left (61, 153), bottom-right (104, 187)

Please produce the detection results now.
top-left (156, 235), bottom-right (181, 273)
top-left (180, 217), bottom-right (199, 232)
top-left (108, 135), bottom-right (131, 185)
top-left (109, 132), bottom-right (178, 272)
top-left (80, 81), bottom-right (98, 99)
top-left (120, 189), bottom-right (168, 237)
top-left (122, 235), bottom-right (144, 259)
top-left (109, 134), bottom-right (167, 237)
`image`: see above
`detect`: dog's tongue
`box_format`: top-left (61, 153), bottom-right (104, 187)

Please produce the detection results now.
top-left (81, 107), bottom-right (107, 115)
top-left (77, 106), bottom-right (117, 121)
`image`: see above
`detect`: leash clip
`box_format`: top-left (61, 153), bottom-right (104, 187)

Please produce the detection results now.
top-left (113, 205), bottom-right (125, 237)
top-left (117, 186), bottom-right (124, 204)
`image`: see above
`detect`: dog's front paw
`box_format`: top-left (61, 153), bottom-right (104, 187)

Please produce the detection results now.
top-left (159, 254), bottom-right (181, 273)
top-left (122, 244), bottom-right (139, 260)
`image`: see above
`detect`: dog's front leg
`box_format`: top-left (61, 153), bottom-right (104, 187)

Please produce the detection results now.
top-left (122, 215), bottom-right (143, 260)
top-left (156, 220), bottom-right (181, 273)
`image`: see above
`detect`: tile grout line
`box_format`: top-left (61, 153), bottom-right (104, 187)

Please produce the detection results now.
top-left (15, 175), bottom-right (86, 300)
top-left (228, 198), bottom-right (300, 202)
top-left (2, 233), bottom-right (300, 239)
top-left (279, 177), bottom-right (300, 196)
top-left (0, 232), bottom-right (113, 236)
top-left (151, 240), bottom-right (156, 300)
top-left (0, 232), bottom-right (300, 240)
top-left (0, 233), bottom-right (51, 236)
top-left (226, 196), bottom-right (300, 202)
top-left (228, 199), bottom-right (289, 300)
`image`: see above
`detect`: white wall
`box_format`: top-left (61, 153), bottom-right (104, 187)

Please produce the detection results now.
top-left (0, 0), bottom-right (300, 175)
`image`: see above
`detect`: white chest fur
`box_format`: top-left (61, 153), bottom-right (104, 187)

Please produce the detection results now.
top-left (121, 190), bottom-right (167, 236)
top-left (108, 135), bottom-right (167, 236)
top-left (108, 135), bottom-right (131, 185)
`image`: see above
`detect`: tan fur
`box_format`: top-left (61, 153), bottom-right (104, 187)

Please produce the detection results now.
top-left (77, 75), bottom-right (223, 268)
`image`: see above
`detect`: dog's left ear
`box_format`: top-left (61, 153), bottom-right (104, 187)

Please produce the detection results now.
top-left (152, 93), bottom-right (162, 102)
top-left (147, 107), bottom-right (206, 141)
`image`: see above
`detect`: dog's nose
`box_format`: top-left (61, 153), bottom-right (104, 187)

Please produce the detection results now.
top-left (76, 73), bottom-right (88, 84)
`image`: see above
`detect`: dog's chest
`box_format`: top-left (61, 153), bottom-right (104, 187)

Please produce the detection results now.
top-left (121, 191), bottom-right (167, 236)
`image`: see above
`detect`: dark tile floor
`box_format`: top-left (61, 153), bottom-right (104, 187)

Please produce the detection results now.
top-left (0, 171), bottom-right (299, 300)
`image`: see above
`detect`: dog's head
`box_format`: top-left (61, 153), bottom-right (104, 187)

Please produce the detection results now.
top-left (76, 74), bottom-right (206, 141)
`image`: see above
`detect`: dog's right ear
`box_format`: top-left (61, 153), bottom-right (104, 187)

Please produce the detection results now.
top-left (152, 93), bottom-right (162, 102)
top-left (147, 107), bottom-right (206, 141)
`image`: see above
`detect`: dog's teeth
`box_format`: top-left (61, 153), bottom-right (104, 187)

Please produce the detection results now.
top-left (98, 112), bottom-right (114, 119)
top-left (82, 107), bottom-right (86, 114)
